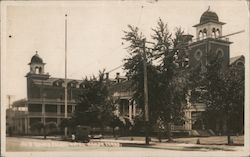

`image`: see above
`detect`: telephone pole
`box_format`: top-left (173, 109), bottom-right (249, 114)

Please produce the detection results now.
top-left (142, 38), bottom-right (150, 145)
top-left (7, 95), bottom-right (14, 109)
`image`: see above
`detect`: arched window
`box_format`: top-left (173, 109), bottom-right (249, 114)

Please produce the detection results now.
top-left (236, 61), bottom-right (244, 67)
top-left (35, 67), bottom-right (40, 74)
top-left (216, 48), bottom-right (224, 58)
top-left (216, 29), bottom-right (220, 37)
top-left (69, 82), bottom-right (77, 88)
top-left (212, 28), bottom-right (216, 38)
top-left (203, 29), bottom-right (207, 38)
top-left (39, 67), bottom-right (42, 74)
top-left (53, 80), bottom-right (63, 87)
top-left (80, 83), bottom-right (85, 88)
top-left (199, 30), bottom-right (203, 39)
top-left (194, 49), bottom-right (203, 61)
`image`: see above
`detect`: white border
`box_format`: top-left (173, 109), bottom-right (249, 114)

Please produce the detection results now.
top-left (1, 1), bottom-right (250, 157)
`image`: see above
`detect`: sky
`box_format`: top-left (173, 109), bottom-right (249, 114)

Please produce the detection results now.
top-left (1, 0), bottom-right (249, 105)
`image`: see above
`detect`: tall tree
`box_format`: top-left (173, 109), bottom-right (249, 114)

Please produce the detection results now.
top-left (73, 70), bottom-right (116, 133)
top-left (122, 24), bottom-right (160, 135)
top-left (122, 19), bottom-right (188, 141)
top-left (201, 56), bottom-right (245, 144)
top-left (151, 20), bottom-right (188, 141)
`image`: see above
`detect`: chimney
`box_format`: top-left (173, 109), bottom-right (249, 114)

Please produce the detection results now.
top-left (116, 72), bottom-right (120, 83)
top-left (105, 73), bottom-right (109, 80)
top-left (182, 34), bottom-right (193, 44)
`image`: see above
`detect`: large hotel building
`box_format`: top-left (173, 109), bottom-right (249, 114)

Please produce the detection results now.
top-left (7, 9), bottom-right (244, 135)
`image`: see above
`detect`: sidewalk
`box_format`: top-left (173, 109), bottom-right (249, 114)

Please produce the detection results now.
top-left (15, 135), bottom-right (244, 151)
top-left (95, 136), bottom-right (244, 151)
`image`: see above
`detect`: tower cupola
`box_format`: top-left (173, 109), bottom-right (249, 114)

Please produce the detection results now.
top-left (193, 7), bottom-right (225, 40)
top-left (28, 51), bottom-right (45, 74)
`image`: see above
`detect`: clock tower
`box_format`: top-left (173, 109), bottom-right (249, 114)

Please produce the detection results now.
top-left (188, 8), bottom-right (232, 71)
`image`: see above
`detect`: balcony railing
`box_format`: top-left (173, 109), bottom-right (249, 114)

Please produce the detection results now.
top-left (28, 98), bottom-right (76, 104)
top-left (27, 112), bottom-right (73, 117)
top-left (189, 36), bottom-right (230, 44)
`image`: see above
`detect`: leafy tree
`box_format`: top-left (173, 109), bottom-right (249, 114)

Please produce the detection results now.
top-left (73, 70), bottom-right (116, 134)
top-left (151, 20), bottom-right (188, 141)
top-left (122, 24), bottom-right (159, 125)
top-left (122, 19), bottom-right (188, 141)
top-left (201, 56), bottom-right (244, 144)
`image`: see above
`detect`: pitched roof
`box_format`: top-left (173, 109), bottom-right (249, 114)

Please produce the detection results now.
top-left (230, 55), bottom-right (244, 65)
top-left (32, 77), bottom-right (84, 86)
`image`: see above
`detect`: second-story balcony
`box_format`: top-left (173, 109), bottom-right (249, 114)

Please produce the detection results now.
top-left (27, 112), bottom-right (73, 118)
top-left (28, 98), bottom-right (76, 104)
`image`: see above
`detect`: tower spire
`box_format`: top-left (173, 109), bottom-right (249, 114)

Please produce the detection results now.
top-left (207, 6), bottom-right (210, 11)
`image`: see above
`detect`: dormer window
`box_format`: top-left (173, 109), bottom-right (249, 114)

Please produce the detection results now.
top-left (68, 80), bottom-right (78, 88)
top-left (53, 80), bottom-right (63, 87)
top-left (80, 83), bottom-right (85, 88)
top-left (70, 83), bottom-right (76, 88)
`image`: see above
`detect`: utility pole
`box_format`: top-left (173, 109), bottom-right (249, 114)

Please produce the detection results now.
top-left (7, 95), bottom-right (14, 109)
top-left (142, 38), bottom-right (150, 145)
top-left (64, 14), bottom-right (68, 137)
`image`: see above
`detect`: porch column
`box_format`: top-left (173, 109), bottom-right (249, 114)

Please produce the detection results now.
top-left (57, 105), bottom-right (61, 126)
top-left (189, 111), bottom-right (192, 130)
top-left (72, 105), bottom-right (75, 113)
top-left (129, 100), bottom-right (132, 120)
top-left (27, 117), bottom-right (30, 134)
top-left (42, 104), bottom-right (45, 124)
top-left (133, 103), bottom-right (136, 117)
top-left (184, 111), bottom-right (192, 130)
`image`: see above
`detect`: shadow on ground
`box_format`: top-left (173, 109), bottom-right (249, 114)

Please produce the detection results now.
top-left (121, 143), bottom-right (238, 151)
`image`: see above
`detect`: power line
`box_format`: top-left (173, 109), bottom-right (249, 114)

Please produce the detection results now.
top-left (106, 64), bottom-right (123, 73)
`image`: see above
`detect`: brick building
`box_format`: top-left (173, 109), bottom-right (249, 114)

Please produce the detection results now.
top-left (109, 8), bottom-right (245, 135)
top-left (13, 52), bottom-right (85, 134)
top-left (8, 8), bottom-right (244, 135)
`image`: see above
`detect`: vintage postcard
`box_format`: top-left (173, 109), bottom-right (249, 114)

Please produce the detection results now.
top-left (1, 0), bottom-right (249, 156)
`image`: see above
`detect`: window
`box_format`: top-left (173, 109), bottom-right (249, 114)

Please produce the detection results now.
top-left (35, 67), bottom-right (40, 74)
top-left (216, 29), bottom-right (220, 37)
top-left (203, 29), bottom-right (207, 38)
top-left (194, 49), bottom-right (202, 61)
top-left (28, 104), bottom-right (42, 112)
top-left (212, 28), bottom-right (216, 38)
top-left (216, 49), bottom-right (224, 58)
top-left (45, 104), bottom-right (57, 113)
top-left (199, 30), bottom-right (203, 39)
top-left (53, 80), bottom-right (63, 87)
top-left (61, 105), bottom-right (72, 113)
top-left (236, 61), bottom-right (244, 67)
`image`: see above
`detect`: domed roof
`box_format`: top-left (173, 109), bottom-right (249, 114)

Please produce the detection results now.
top-left (30, 52), bottom-right (43, 64)
top-left (200, 10), bottom-right (219, 23)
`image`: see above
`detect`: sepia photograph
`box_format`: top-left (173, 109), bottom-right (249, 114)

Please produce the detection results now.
top-left (1, 0), bottom-right (249, 156)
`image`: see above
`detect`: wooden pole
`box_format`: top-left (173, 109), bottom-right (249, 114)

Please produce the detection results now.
top-left (142, 38), bottom-right (150, 145)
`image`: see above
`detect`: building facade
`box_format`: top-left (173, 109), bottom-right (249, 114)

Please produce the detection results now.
top-left (19, 52), bottom-right (85, 134)
top-left (109, 8), bottom-right (244, 135)
top-left (8, 8), bottom-right (244, 135)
